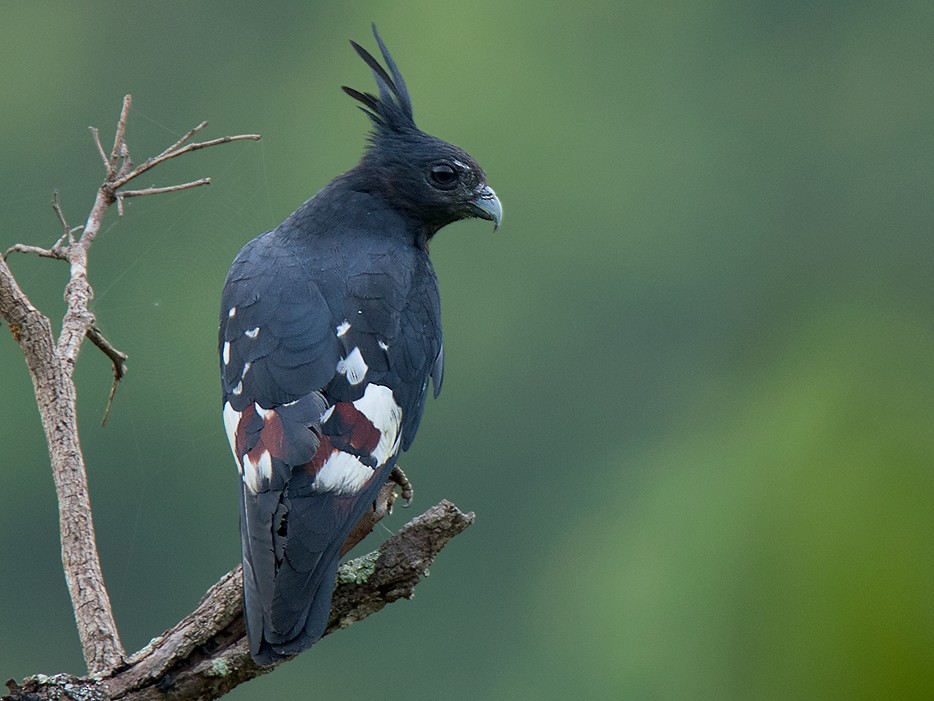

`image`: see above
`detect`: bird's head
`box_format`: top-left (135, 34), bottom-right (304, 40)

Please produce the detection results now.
top-left (342, 26), bottom-right (502, 239)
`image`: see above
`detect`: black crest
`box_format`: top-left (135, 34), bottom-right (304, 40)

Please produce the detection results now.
top-left (341, 24), bottom-right (417, 137)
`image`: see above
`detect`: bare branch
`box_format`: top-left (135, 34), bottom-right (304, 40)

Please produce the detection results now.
top-left (3, 243), bottom-right (67, 261)
top-left (2, 194), bottom-right (80, 261)
top-left (109, 95), bottom-right (133, 176)
top-left (51, 192), bottom-right (83, 252)
top-left (1, 252), bottom-right (125, 676)
top-left (1, 95), bottom-right (262, 677)
top-left (0, 255), bottom-right (50, 345)
top-left (51, 190), bottom-right (70, 236)
top-left (91, 126), bottom-right (110, 170)
top-left (112, 133), bottom-right (261, 190)
top-left (116, 178), bottom-right (212, 215)
top-left (120, 178), bottom-right (212, 198)
top-left (3, 499), bottom-right (474, 701)
top-left (156, 120), bottom-right (209, 161)
top-left (86, 326), bottom-right (128, 426)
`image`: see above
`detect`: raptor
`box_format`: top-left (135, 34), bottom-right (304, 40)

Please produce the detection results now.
top-left (219, 26), bottom-right (500, 664)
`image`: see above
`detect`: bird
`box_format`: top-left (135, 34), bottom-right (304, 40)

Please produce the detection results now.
top-left (218, 25), bottom-right (501, 665)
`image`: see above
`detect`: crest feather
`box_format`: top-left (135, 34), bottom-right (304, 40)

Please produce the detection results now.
top-left (341, 25), bottom-right (416, 137)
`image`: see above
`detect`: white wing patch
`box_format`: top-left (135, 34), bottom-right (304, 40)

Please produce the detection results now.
top-left (336, 347), bottom-right (368, 385)
top-left (336, 320), bottom-right (351, 337)
top-left (245, 327), bottom-right (260, 339)
top-left (222, 341), bottom-right (231, 365)
top-left (222, 402), bottom-right (242, 474)
top-left (353, 383), bottom-right (402, 466)
top-left (313, 450), bottom-right (374, 495)
top-left (242, 449), bottom-right (272, 495)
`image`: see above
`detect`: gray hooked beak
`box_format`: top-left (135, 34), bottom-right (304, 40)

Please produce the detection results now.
top-left (470, 185), bottom-right (502, 231)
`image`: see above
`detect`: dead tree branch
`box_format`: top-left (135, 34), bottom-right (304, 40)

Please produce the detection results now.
top-left (0, 95), bottom-right (259, 676)
top-left (1, 95), bottom-right (473, 701)
top-left (3, 498), bottom-right (474, 701)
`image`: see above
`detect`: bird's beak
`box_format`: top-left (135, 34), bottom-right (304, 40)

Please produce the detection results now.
top-left (469, 185), bottom-right (502, 231)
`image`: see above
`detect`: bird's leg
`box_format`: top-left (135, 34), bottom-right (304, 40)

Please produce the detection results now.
top-left (389, 465), bottom-right (414, 507)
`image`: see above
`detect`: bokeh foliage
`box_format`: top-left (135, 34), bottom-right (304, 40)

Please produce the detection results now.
top-left (1, 2), bottom-right (932, 699)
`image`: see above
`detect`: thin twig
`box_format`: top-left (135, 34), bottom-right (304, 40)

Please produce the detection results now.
top-left (90, 127), bottom-right (109, 170)
top-left (3, 244), bottom-right (67, 261)
top-left (51, 191), bottom-right (69, 235)
top-left (112, 133), bottom-right (261, 189)
top-left (115, 178), bottom-right (212, 216)
top-left (86, 326), bottom-right (128, 426)
top-left (50, 191), bottom-right (83, 251)
top-left (2, 194), bottom-right (81, 261)
top-left (109, 95), bottom-right (133, 176)
top-left (121, 178), bottom-right (211, 197)
top-left (156, 120), bottom-right (208, 161)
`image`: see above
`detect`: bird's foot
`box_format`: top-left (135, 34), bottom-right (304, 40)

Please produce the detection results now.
top-left (389, 464), bottom-right (414, 508)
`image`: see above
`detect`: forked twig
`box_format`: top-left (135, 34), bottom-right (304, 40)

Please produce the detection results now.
top-left (111, 132), bottom-right (260, 190)
top-left (3, 193), bottom-right (81, 261)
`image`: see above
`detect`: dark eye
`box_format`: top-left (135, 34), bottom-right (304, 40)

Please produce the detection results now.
top-left (430, 164), bottom-right (458, 189)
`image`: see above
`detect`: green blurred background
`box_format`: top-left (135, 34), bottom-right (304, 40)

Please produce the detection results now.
top-left (2, 2), bottom-right (933, 699)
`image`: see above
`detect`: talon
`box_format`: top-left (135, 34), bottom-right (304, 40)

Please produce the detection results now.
top-left (389, 465), bottom-right (414, 507)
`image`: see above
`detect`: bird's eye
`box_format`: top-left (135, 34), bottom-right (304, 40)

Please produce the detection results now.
top-left (430, 164), bottom-right (458, 189)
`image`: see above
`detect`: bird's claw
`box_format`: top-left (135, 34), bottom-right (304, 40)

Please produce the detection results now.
top-left (389, 464), bottom-right (414, 507)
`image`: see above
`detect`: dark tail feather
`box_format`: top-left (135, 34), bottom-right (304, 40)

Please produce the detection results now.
top-left (250, 545), bottom-right (342, 664)
top-left (246, 465), bottom-right (397, 665)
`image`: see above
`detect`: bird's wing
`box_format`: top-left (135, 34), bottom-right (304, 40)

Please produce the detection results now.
top-left (219, 233), bottom-right (440, 662)
top-left (398, 258), bottom-right (444, 451)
